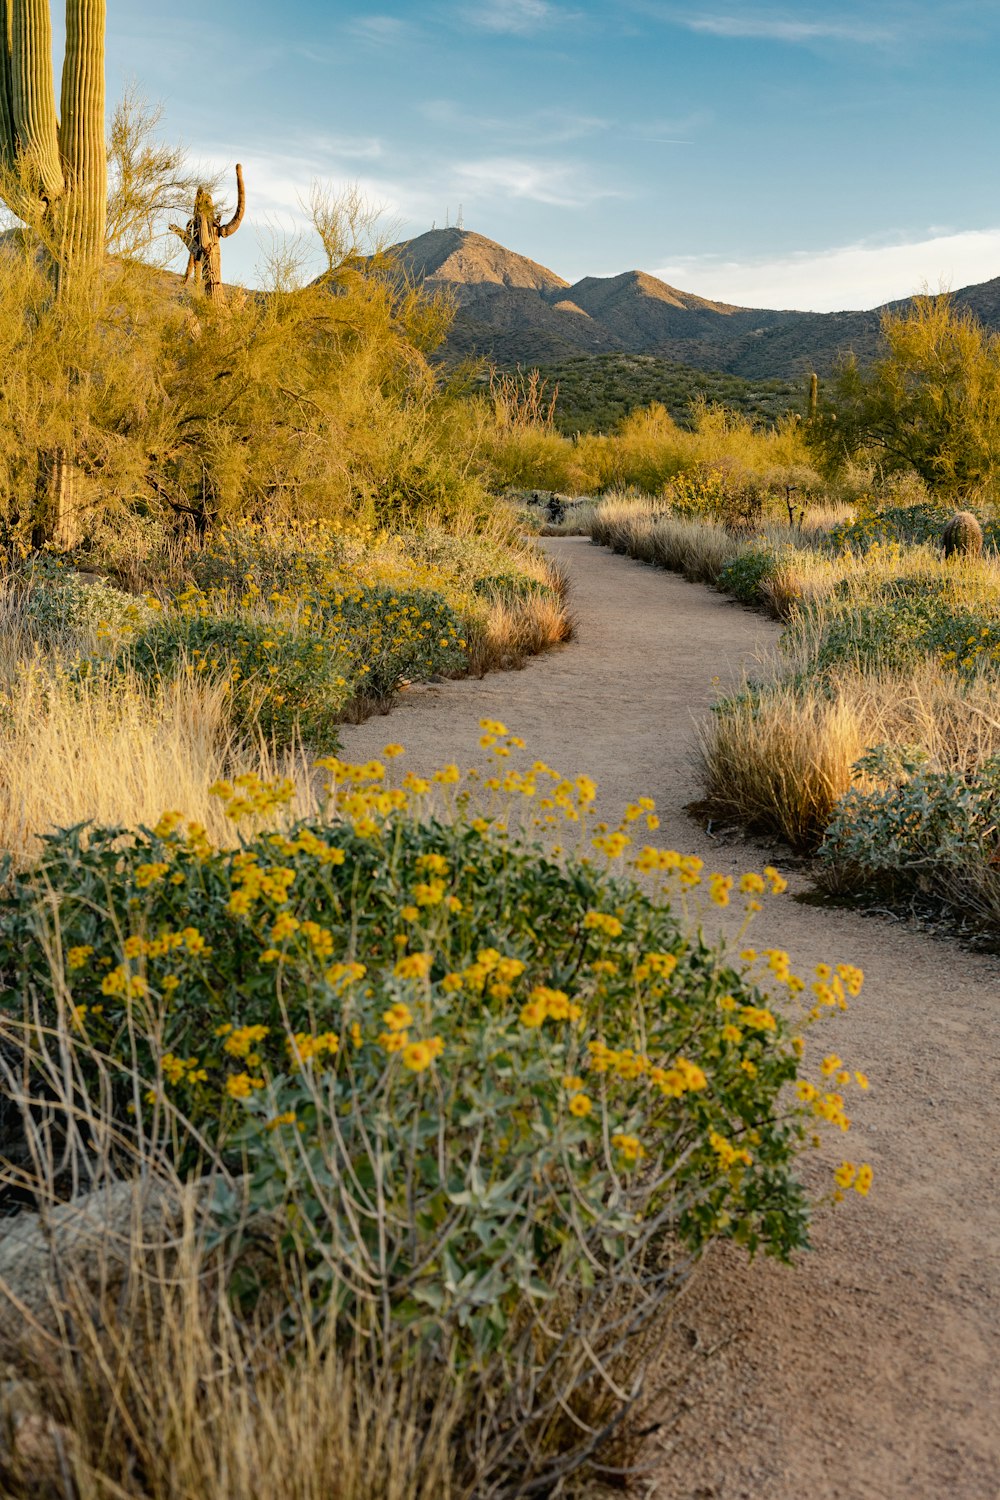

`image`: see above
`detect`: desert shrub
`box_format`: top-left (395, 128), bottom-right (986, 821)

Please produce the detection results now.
top-left (4, 554), bottom-right (152, 646)
top-left (819, 745), bottom-right (1000, 927)
top-left (118, 612), bottom-right (354, 748)
top-left (114, 582), bottom-right (465, 748)
top-left (717, 546), bottom-right (779, 604)
top-left (0, 735), bottom-right (870, 1487)
top-left (0, 167), bottom-right (495, 549)
top-left (824, 499), bottom-right (1000, 555)
top-left (807, 294), bottom-right (1000, 498)
top-left (0, 737), bottom-right (868, 1313)
top-left (801, 585), bottom-right (1000, 681)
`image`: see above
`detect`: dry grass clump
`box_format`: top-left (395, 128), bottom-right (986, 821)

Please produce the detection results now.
top-left (466, 583), bottom-right (575, 676)
top-left (698, 662), bottom-right (1000, 852)
top-left (698, 682), bottom-right (867, 849)
top-left (592, 493), bottom-right (742, 584)
top-left (4, 1251), bottom-right (465, 1500)
top-left (0, 664), bottom-right (317, 868)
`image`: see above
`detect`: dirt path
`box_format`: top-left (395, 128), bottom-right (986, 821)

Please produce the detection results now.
top-left (338, 537), bottom-right (1000, 1500)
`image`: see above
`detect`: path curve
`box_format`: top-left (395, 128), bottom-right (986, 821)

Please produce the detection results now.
top-left (339, 537), bottom-right (1000, 1500)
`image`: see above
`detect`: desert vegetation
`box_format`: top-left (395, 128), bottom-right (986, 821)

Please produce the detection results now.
top-left (507, 353), bottom-right (803, 436)
top-left (0, 7), bottom-right (877, 1496)
top-left (587, 295), bottom-right (1000, 937)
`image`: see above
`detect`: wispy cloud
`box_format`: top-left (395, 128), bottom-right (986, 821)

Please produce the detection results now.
top-left (454, 155), bottom-right (617, 208)
top-left (651, 227), bottom-right (1000, 313)
top-left (681, 12), bottom-right (896, 45)
top-left (420, 97), bottom-right (608, 145)
top-left (461, 0), bottom-right (577, 35)
top-left (346, 15), bottom-right (412, 44)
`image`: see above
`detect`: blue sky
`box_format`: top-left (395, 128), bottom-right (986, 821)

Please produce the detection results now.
top-left (91, 0), bottom-right (1000, 310)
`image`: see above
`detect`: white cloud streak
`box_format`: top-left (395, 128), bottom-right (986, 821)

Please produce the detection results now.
top-left (346, 15), bottom-right (412, 44)
top-left (681, 12), bottom-right (896, 44)
top-left (651, 228), bottom-right (1000, 312)
top-left (461, 0), bottom-right (576, 35)
top-left (420, 97), bottom-right (609, 145)
top-left (453, 155), bottom-right (617, 207)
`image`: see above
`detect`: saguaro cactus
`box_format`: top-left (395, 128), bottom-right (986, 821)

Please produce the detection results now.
top-left (807, 371), bottom-right (819, 421)
top-left (941, 510), bottom-right (984, 559)
top-left (0, 0), bottom-right (107, 271)
top-left (170, 164), bottom-right (245, 303)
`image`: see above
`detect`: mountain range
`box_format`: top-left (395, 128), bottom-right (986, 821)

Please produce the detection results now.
top-left (392, 228), bottom-right (1000, 380)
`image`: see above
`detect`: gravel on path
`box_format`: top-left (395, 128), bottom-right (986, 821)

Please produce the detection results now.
top-left (338, 536), bottom-right (1000, 1500)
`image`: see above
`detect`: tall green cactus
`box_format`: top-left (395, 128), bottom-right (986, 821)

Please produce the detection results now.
top-left (807, 371), bottom-right (819, 421)
top-left (0, 0), bottom-right (106, 270)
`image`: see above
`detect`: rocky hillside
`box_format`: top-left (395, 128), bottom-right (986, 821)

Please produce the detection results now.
top-left (392, 228), bottom-right (1000, 379)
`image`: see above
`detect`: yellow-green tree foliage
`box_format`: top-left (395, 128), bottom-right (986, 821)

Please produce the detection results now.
top-left (808, 294), bottom-right (1000, 498)
top-left (0, 186), bottom-right (473, 543)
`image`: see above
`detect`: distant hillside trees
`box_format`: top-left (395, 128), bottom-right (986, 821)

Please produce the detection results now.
top-left (808, 294), bottom-right (1000, 499)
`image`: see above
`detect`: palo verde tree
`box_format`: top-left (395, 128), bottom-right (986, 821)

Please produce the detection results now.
top-left (0, 0), bottom-right (106, 276)
top-left (807, 293), bottom-right (1000, 500)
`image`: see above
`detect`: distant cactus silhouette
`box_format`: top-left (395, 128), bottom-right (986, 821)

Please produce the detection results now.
top-left (941, 510), bottom-right (983, 558)
top-left (170, 164), bottom-right (246, 303)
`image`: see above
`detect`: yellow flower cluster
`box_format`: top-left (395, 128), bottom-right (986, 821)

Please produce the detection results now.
top-left (376, 1000), bottom-right (444, 1069)
top-left (587, 1041), bottom-right (707, 1096)
top-left (394, 951), bottom-right (433, 981)
top-left (326, 961), bottom-right (367, 992)
top-left (808, 962), bottom-right (865, 1017)
top-left (633, 950), bottom-right (678, 982)
top-left (401, 1037), bottom-right (444, 1072)
top-left (633, 847), bottom-right (704, 884)
top-left (287, 1031), bottom-right (340, 1067)
top-left (161, 1052), bottom-right (208, 1086)
top-left (150, 812), bottom-right (213, 860)
top-left (519, 986), bottom-right (582, 1027)
top-left (100, 923), bottom-right (211, 998)
top-left (709, 1130), bottom-right (753, 1170)
top-left (611, 1133), bottom-right (645, 1164)
top-left (226, 1072), bottom-right (265, 1099)
top-left (583, 910), bottom-right (624, 938)
top-left (443, 948), bottom-right (527, 1000)
top-left (834, 1161), bottom-right (874, 1198)
top-left (220, 1023), bottom-right (270, 1059)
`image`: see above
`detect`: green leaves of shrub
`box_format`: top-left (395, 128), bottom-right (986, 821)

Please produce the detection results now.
top-left (820, 746), bottom-right (1000, 924)
top-left (717, 547), bottom-right (778, 604)
top-left (0, 793), bottom-right (825, 1363)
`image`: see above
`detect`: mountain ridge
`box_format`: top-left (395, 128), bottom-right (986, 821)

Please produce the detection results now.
top-left (391, 228), bottom-right (1000, 379)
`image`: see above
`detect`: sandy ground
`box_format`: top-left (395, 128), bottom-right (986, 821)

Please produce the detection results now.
top-left (338, 537), bottom-right (1000, 1500)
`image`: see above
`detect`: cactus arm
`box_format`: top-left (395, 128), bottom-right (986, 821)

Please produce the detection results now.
top-left (9, 0), bottom-right (63, 205)
top-left (57, 0), bottom-right (106, 262)
top-left (0, 0), bottom-right (17, 174)
top-left (168, 221), bottom-right (197, 281)
top-left (218, 161), bottom-right (244, 238)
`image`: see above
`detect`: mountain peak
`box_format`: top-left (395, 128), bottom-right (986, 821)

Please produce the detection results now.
top-left (393, 228), bottom-right (569, 294)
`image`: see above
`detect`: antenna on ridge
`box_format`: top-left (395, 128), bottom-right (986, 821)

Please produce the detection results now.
top-left (445, 207), bottom-right (449, 228)
top-left (457, 203), bottom-right (464, 230)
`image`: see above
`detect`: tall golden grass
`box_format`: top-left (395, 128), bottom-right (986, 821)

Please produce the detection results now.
top-left (698, 662), bottom-right (1000, 851)
top-left (0, 663), bottom-right (319, 867)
